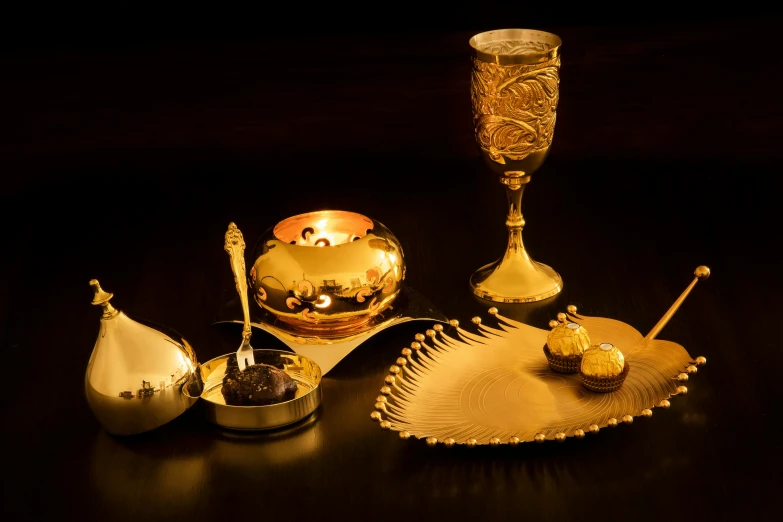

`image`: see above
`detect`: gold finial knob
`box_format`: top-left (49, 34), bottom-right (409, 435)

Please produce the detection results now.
top-left (567, 305), bottom-right (577, 315)
top-left (556, 312), bottom-right (567, 323)
top-left (90, 279), bottom-right (118, 318)
top-left (694, 266), bottom-right (710, 280)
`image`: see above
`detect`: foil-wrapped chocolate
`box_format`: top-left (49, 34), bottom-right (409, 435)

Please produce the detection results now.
top-left (581, 343), bottom-right (625, 378)
top-left (546, 322), bottom-right (591, 356)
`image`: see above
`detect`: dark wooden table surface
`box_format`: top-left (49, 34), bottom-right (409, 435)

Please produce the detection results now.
top-left (2, 14), bottom-right (780, 521)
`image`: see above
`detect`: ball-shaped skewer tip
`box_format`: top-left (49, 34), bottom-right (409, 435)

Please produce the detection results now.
top-left (694, 266), bottom-right (710, 280)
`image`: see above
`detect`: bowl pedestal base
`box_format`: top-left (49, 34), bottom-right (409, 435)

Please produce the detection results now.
top-left (214, 286), bottom-right (447, 374)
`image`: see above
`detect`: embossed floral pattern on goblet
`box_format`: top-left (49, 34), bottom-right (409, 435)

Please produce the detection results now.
top-left (471, 56), bottom-right (559, 164)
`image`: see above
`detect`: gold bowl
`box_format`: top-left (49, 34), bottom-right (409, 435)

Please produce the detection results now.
top-left (188, 349), bottom-right (322, 430)
top-left (249, 210), bottom-right (406, 336)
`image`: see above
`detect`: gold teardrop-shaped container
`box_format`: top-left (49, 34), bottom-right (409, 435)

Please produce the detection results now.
top-left (84, 280), bottom-right (200, 435)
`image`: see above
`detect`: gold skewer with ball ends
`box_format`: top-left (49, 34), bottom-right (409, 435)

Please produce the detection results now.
top-left (644, 266), bottom-right (710, 341)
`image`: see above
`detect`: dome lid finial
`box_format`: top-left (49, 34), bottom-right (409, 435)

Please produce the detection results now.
top-left (90, 279), bottom-right (118, 318)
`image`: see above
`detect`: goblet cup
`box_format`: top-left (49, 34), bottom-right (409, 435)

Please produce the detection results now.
top-left (469, 28), bottom-right (563, 303)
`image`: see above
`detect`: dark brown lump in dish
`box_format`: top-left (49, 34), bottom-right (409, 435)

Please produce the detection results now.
top-left (221, 363), bottom-right (298, 406)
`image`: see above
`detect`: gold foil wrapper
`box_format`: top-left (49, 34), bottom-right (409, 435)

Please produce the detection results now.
top-left (581, 343), bottom-right (625, 378)
top-left (546, 322), bottom-right (591, 356)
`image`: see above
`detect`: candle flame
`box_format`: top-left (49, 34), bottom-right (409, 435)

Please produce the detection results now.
top-left (315, 295), bottom-right (332, 308)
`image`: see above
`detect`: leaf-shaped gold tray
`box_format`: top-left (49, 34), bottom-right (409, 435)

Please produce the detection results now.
top-left (371, 267), bottom-right (710, 447)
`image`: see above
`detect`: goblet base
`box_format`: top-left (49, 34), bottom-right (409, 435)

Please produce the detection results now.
top-left (470, 257), bottom-right (563, 303)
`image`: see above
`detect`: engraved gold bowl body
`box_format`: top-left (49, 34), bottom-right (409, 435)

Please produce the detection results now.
top-left (469, 28), bottom-right (563, 302)
top-left (188, 349), bottom-right (322, 431)
top-left (249, 210), bottom-right (406, 337)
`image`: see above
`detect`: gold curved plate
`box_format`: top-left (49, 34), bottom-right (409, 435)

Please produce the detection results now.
top-left (374, 310), bottom-right (705, 446)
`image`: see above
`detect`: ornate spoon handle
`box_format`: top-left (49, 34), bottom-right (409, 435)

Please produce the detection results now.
top-left (224, 223), bottom-right (252, 340)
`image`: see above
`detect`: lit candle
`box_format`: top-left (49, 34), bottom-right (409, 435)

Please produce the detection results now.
top-left (298, 216), bottom-right (363, 246)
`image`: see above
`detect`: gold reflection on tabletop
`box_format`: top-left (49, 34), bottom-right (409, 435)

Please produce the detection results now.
top-left (89, 407), bottom-right (323, 507)
top-left (205, 408), bottom-right (323, 469)
top-left (89, 430), bottom-right (207, 510)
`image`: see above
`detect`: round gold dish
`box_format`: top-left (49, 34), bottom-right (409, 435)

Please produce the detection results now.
top-left (188, 349), bottom-right (322, 430)
top-left (249, 210), bottom-right (406, 337)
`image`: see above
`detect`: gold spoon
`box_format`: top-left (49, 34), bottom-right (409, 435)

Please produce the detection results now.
top-left (224, 222), bottom-right (255, 371)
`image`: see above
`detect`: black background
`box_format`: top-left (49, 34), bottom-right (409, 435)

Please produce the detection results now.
top-left (2, 3), bottom-right (782, 521)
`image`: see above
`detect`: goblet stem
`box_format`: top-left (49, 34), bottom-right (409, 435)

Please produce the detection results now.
top-left (469, 173), bottom-right (562, 303)
top-left (502, 174), bottom-right (530, 258)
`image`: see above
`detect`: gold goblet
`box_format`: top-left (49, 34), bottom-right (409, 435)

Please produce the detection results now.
top-left (469, 29), bottom-right (563, 303)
